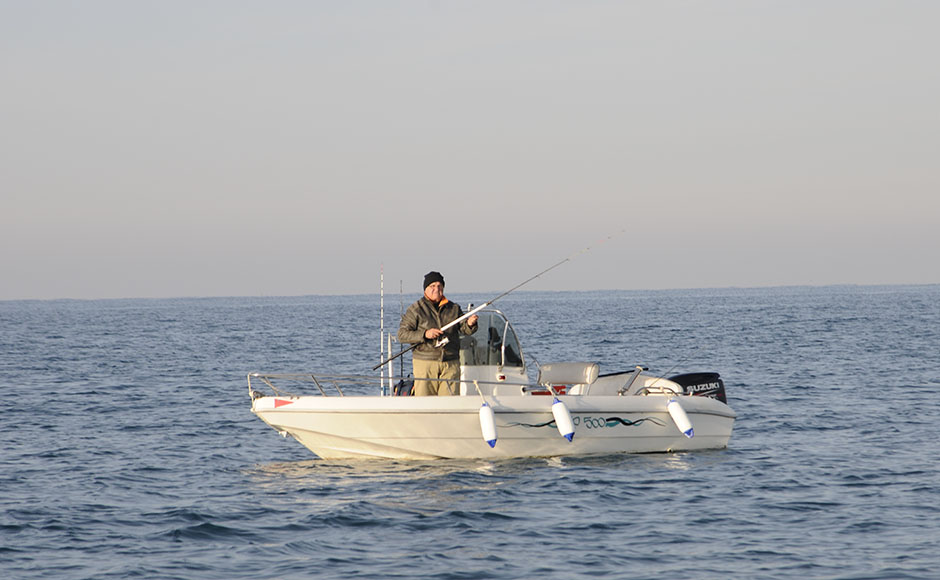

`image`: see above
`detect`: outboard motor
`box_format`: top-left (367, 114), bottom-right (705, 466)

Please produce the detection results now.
top-left (668, 372), bottom-right (727, 404)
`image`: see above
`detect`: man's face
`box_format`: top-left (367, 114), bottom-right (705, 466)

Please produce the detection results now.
top-left (424, 281), bottom-right (444, 302)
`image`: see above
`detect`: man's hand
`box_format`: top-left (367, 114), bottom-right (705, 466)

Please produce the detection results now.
top-left (425, 328), bottom-right (443, 340)
top-left (468, 315), bottom-right (478, 326)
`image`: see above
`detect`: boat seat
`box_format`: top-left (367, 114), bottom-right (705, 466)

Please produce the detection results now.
top-left (537, 362), bottom-right (599, 390)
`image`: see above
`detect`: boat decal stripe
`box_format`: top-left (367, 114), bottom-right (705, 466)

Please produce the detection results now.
top-left (601, 416), bottom-right (667, 428)
top-left (507, 415), bottom-right (667, 429)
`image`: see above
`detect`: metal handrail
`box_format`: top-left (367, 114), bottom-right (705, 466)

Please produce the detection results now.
top-left (247, 372), bottom-right (533, 399)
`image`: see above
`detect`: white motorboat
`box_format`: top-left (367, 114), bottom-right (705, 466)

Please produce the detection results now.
top-left (248, 309), bottom-right (736, 460)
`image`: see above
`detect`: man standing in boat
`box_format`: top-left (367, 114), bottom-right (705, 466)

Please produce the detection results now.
top-left (398, 271), bottom-right (479, 396)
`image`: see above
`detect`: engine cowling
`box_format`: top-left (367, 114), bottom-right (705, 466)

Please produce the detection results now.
top-left (668, 372), bottom-right (727, 404)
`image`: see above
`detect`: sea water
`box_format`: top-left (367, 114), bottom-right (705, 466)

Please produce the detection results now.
top-left (1, 286), bottom-right (938, 579)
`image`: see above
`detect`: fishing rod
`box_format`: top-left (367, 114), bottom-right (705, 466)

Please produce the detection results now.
top-left (372, 231), bottom-right (623, 371)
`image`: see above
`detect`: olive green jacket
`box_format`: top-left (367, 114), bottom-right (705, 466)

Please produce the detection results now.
top-left (398, 296), bottom-right (478, 362)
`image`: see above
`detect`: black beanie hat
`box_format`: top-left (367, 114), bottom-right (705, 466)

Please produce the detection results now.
top-left (423, 271), bottom-right (445, 290)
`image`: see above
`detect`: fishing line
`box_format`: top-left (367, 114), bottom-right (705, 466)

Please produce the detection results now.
top-left (373, 230), bottom-right (627, 371)
top-left (645, 338), bottom-right (711, 390)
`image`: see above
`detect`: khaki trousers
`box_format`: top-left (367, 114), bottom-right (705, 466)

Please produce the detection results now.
top-left (412, 359), bottom-right (459, 396)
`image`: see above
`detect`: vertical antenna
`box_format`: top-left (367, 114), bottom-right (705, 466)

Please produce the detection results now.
top-left (399, 279), bottom-right (404, 378)
top-left (380, 264), bottom-right (385, 395)
top-left (387, 333), bottom-right (392, 393)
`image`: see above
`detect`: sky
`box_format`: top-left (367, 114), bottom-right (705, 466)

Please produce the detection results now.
top-left (2, 1), bottom-right (938, 300)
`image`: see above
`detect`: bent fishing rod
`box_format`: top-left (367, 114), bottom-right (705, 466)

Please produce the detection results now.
top-left (372, 232), bottom-right (623, 371)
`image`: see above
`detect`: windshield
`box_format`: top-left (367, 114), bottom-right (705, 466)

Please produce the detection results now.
top-left (459, 310), bottom-right (524, 367)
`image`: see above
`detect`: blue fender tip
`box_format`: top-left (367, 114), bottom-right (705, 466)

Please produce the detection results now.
top-left (564, 433), bottom-right (574, 442)
top-left (684, 429), bottom-right (694, 438)
top-left (486, 440), bottom-right (497, 448)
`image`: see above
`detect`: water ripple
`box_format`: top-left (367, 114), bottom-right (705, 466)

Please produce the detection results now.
top-left (2, 288), bottom-right (939, 579)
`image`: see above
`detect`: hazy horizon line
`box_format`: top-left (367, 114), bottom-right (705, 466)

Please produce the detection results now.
top-left (3, 281), bottom-right (937, 304)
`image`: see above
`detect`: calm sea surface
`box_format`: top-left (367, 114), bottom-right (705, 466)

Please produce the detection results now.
top-left (1, 286), bottom-right (938, 579)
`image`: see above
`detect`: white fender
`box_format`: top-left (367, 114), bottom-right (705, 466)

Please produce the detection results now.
top-left (479, 403), bottom-right (497, 448)
top-left (667, 397), bottom-right (694, 438)
top-left (551, 398), bottom-right (575, 442)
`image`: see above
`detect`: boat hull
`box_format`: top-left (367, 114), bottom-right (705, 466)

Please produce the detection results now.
top-left (252, 394), bottom-right (736, 460)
